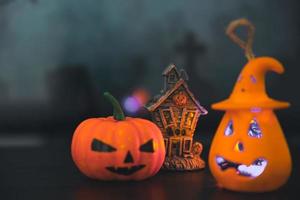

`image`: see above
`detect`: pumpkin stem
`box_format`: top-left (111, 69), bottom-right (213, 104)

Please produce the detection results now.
top-left (103, 92), bottom-right (125, 121)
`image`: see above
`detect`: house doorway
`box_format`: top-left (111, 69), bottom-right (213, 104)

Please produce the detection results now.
top-left (170, 138), bottom-right (182, 156)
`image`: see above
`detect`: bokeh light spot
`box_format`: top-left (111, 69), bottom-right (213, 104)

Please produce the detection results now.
top-left (124, 96), bottom-right (140, 113)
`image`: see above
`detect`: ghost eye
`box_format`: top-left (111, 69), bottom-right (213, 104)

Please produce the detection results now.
top-left (248, 119), bottom-right (262, 138)
top-left (250, 75), bottom-right (257, 83)
top-left (139, 139), bottom-right (154, 153)
top-left (91, 139), bottom-right (117, 152)
top-left (224, 120), bottom-right (233, 136)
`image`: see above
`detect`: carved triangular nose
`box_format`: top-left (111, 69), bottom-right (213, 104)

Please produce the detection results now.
top-left (124, 151), bottom-right (134, 163)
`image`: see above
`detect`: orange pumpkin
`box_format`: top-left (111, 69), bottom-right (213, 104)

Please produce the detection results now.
top-left (209, 57), bottom-right (292, 192)
top-left (71, 92), bottom-right (165, 181)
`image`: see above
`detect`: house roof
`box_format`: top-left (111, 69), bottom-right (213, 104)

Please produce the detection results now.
top-left (162, 64), bottom-right (180, 76)
top-left (146, 79), bottom-right (208, 114)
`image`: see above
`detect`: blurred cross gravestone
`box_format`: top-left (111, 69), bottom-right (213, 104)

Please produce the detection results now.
top-left (175, 32), bottom-right (205, 77)
top-left (175, 32), bottom-right (215, 104)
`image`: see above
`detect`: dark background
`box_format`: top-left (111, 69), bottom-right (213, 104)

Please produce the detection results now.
top-left (0, 0), bottom-right (299, 199)
top-left (0, 0), bottom-right (299, 134)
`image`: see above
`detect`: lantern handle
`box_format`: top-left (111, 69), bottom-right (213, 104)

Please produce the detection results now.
top-left (226, 18), bottom-right (255, 61)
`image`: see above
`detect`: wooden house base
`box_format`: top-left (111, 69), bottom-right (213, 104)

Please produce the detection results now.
top-left (162, 141), bottom-right (205, 171)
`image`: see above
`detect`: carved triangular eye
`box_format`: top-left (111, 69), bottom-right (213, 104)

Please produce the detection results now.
top-left (91, 139), bottom-right (117, 152)
top-left (224, 120), bottom-right (233, 136)
top-left (248, 119), bottom-right (262, 138)
top-left (139, 139), bottom-right (154, 153)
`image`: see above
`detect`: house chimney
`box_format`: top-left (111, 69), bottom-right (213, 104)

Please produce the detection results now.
top-left (180, 69), bottom-right (189, 81)
top-left (162, 64), bottom-right (180, 91)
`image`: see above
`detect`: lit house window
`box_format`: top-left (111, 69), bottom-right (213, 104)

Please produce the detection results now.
top-left (183, 138), bottom-right (192, 153)
top-left (181, 109), bottom-right (196, 129)
top-left (169, 138), bottom-right (182, 157)
top-left (160, 108), bottom-right (176, 128)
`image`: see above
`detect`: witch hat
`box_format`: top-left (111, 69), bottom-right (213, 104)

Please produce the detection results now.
top-left (212, 19), bottom-right (290, 110)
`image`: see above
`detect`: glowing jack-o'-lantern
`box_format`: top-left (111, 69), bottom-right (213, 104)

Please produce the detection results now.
top-left (71, 92), bottom-right (165, 181)
top-left (173, 92), bottom-right (188, 106)
top-left (209, 19), bottom-right (292, 192)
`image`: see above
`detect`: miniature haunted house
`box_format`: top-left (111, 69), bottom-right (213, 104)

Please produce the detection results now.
top-left (146, 64), bottom-right (208, 171)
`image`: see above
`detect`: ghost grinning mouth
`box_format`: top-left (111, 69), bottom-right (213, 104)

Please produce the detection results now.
top-left (106, 165), bottom-right (145, 176)
top-left (216, 156), bottom-right (267, 178)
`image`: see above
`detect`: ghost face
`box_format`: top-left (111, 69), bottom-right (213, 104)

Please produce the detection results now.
top-left (209, 109), bottom-right (291, 192)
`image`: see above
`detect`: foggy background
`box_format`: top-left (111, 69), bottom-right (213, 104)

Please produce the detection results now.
top-left (0, 0), bottom-right (299, 137)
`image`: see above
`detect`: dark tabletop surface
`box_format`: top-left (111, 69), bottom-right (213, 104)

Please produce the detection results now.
top-left (0, 133), bottom-right (299, 200)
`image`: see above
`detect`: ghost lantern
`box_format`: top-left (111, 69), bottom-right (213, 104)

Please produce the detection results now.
top-left (209, 19), bottom-right (292, 192)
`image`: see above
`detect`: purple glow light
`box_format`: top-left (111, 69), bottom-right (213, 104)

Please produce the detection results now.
top-left (123, 96), bottom-right (140, 113)
top-left (251, 107), bottom-right (261, 113)
top-left (250, 75), bottom-right (257, 83)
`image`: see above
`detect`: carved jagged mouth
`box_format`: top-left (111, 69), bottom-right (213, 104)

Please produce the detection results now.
top-left (106, 165), bottom-right (145, 176)
top-left (216, 156), bottom-right (267, 178)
